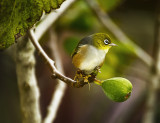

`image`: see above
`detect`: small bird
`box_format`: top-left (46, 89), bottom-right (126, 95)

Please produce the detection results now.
top-left (72, 33), bottom-right (116, 82)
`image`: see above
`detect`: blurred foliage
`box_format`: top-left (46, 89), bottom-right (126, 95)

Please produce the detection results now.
top-left (63, 36), bottom-right (79, 55)
top-left (97, 0), bottom-right (124, 12)
top-left (56, 0), bottom-right (100, 32)
top-left (70, 12), bottom-right (93, 31)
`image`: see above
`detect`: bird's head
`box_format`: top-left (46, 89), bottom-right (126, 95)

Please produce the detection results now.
top-left (91, 33), bottom-right (117, 53)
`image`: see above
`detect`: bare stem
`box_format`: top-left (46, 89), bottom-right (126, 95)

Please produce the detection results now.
top-left (27, 0), bottom-right (88, 87)
top-left (85, 0), bottom-right (153, 67)
top-left (28, 29), bottom-right (87, 88)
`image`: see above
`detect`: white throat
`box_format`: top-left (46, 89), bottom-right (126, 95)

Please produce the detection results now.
top-left (79, 45), bottom-right (107, 72)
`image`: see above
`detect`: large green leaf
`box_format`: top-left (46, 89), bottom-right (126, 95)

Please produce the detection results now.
top-left (0, 0), bottom-right (65, 50)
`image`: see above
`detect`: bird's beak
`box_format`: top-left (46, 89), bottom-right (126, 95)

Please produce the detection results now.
top-left (109, 43), bottom-right (117, 46)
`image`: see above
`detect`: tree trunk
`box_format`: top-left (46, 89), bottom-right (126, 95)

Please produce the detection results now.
top-left (15, 36), bottom-right (41, 123)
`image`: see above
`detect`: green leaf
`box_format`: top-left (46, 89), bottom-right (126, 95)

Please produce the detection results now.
top-left (101, 77), bottom-right (132, 102)
top-left (0, 0), bottom-right (65, 50)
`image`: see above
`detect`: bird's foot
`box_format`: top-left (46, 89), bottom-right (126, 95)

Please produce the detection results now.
top-left (83, 75), bottom-right (91, 82)
top-left (74, 72), bottom-right (83, 83)
top-left (74, 70), bottom-right (93, 83)
top-left (74, 73), bottom-right (81, 80)
top-left (83, 74), bottom-right (92, 90)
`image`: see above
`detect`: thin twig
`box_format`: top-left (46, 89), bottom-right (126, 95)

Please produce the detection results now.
top-left (43, 29), bottom-right (67, 123)
top-left (28, 29), bottom-right (87, 88)
top-left (29, 0), bottom-right (82, 87)
top-left (85, 0), bottom-right (153, 67)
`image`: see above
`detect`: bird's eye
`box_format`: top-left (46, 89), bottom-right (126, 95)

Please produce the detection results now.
top-left (104, 39), bottom-right (109, 45)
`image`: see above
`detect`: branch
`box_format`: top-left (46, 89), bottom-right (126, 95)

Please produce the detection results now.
top-left (43, 29), bottom-right (66, 123)
top-left (35, 0), bottom-right (76, 41)
top-left (85, 0), bottom-right (153, 67)
top-left (15, 35), bottom-right (41, 123)
top-left (29, 0), bottom-right (86, 87)
top-left (28, 29), bottom-right (87, 88)
top-left (142, 1), bottom-right (160, 123)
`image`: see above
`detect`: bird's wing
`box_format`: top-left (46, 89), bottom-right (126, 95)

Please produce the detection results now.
top-left (71, 36), bottom-right (93, 58)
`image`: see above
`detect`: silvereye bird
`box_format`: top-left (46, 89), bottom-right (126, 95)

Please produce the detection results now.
top-left (72, 33), bottom-right (116, 82)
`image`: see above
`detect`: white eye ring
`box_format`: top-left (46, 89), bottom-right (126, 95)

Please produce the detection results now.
top-left (104, 39), bottom-right (109, 45)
